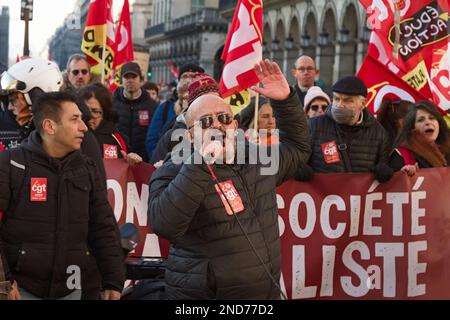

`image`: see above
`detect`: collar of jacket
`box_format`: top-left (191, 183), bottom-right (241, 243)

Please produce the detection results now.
top-left (20, 130), bottom-right (84, 170)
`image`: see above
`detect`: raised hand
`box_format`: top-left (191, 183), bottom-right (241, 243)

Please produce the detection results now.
top-left (252, 59), bottom-right (290, 101)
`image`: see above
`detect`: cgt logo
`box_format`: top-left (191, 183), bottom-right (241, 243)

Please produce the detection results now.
top-left (30, 178), bottom-right (47, 202)
top-left (323, 143), bottom-right (337, 156)
top-left (103, 144), bottom-right (118, 159)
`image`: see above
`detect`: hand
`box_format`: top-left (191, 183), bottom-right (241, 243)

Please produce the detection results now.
top-left (401, 163), bottom-right (419, 177)
top-left (252, 59), bottom-right (290, 101)
top-left (153, 160), bottom-right (164, 168)
top-left (200, 140), bottom-right (224, 164)
top-left (103, 289), bottom-right (121, 300)
top-left (121, 151), bottom-right (143, 166)
top-left (8, 281), bottom-right (22, 300)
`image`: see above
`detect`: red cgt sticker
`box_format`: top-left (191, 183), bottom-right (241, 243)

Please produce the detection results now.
top-left (30, 178), bottom-right (47, 202)
top-left (138, 110), bottom-right (150, 126)
top-left (215, 180), bottom-right (245, 216)
top-left (103, 144), bottom-right (118, 159)
top-left (321, 141), bottom-right (341, 164)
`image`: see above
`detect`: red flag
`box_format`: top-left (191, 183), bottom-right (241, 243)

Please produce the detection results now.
top-left (81, 0), bottom-right (115, 83)
top-left (108, 0), bottom-right (134, 92)
top-left (16, 54), bottom-right (20, 63)
top-left (357, 55), bottom-right (431, 114)
top-left (359, 0), bottom-right (450, 108)
top-left (168, 62), bottom-right (179, 79)
top-left (219, 0), bottom-right (263, 98)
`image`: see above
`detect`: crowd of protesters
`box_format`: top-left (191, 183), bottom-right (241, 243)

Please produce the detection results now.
top-left (0, 52), bottom-right (449, 301)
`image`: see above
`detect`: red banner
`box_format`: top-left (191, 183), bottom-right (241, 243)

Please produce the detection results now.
top-left (105, 160), bottom-right (450, 299)
top-left (220, 0), bottom-right (263, 98)
top-left (359, 0), bottom-right (449, 109)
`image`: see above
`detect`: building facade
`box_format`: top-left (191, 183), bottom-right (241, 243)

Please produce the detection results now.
top-left (146, 0), bottom-right (369, 88)
top-left (131, 0), bottom-right (153, 49)
top-left (48, 0), bottom-right (89, 71)
top-left (146, 0), bottom-right (228, 84)
top-left (0, 6), bottom-right (9, 73)
top-left (220, 0), bottom-right (369, 91)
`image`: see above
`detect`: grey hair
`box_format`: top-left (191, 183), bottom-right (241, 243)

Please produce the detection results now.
top-left (66, 54), bottom-right (89, 72)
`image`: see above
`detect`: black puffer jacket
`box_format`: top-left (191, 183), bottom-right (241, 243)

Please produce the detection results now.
top-left (112, 88), bottom-right (158, 162)
top-left (92, 120), bottom-right (127, 159)
top-left (0, 131), bottom-right (125, 299)
top-left (148, 89), bottom-right (310, 299)
top-left (308, 107), bottom-right (390, 173)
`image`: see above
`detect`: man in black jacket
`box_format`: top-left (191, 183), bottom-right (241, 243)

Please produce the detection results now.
top-left (307, 75), bottom-right (392, 175)
top-left (0, 92), bottom-right (124, 300)
top-left (148, 60), bottom-right (311, 299)
top-left (112, 62), bottom-right (158, 162)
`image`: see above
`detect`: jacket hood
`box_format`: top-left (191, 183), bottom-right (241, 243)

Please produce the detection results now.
top-left (21, 130), bottom-right (83, 167)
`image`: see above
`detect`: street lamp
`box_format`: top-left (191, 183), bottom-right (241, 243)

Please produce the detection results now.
top-left (271, 39), bottom-right (280, 51)
top-left (285, 35), bottom-right (294, 50)
top-left (318, 32), bottom-right (329, 47)
top-left (300, 34), bottom-right (311, 48)
top-left (338, 28), bottom-right (350, 44)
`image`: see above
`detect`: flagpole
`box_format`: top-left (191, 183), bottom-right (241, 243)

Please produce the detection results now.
top-left (253, 84), bottom-right (260, 133)
top-left (101, 24), bottom-right (107, 84)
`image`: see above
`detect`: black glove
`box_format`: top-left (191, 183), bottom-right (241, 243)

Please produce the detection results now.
top-left (295, 163), bottom-right (314, 182)
top-left (373, 163), bottom-right (394, 183)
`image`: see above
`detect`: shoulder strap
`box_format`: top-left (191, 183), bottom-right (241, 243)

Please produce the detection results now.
top-left (332, 122), bottom-right (353, 172)
top-left (162, 100), bottom-right (170, 124)
top-left (7, 148), bottom-right (28, 215)
top-left (396, 147), bottom-right (416, 165)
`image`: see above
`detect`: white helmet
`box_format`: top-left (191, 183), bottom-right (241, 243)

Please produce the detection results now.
top-left (0, 57), bottom-right (63, 105)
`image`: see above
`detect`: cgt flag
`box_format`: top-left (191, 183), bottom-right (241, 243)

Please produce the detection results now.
top-left (81, 0), bottom-right (115, 83)
top-left (219, 0), bottom-right (263, 99)
top-left (357, 54), bottom-right (429, 114)
top-left (359, 0), bottom-right (450, 108)
top-left (109, 0), bottom-right (134, 92)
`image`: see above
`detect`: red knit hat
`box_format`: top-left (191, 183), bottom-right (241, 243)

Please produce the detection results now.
top-left (187, 73), bottom-right (221, 106)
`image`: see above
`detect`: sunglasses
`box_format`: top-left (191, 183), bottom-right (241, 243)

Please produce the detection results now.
top-left (189, 112), bottom-right (233, 129)
top-left (310, 104), bottom-right (328, 112)
top-left (71, 69), bottom-right (89, 76)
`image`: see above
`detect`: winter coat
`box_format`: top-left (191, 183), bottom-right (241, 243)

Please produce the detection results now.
top-left (92, 119), bottom-right (128, 159)
top-left (308, 107), bottom-right (390, 173)
top-left (148, 89), bottom-right (311, 299)
top-left (0, 131), bottom-right (125, 299)
top-left (112, 88), bottom-right (158, 162)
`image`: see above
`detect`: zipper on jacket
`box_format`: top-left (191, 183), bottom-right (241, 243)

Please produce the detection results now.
top-left (129, 105), bottom-right (134, 150)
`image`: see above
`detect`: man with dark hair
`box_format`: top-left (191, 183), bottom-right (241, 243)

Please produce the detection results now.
top-left (142, 81), bottom-right (160, 104)
top-left (112, 62), bottom-right (158, 162)
top-left (0, 91), bottom-right (125, 300)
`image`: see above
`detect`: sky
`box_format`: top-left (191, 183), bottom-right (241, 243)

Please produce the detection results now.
top-left (1, 0), bottom-right (132, 66)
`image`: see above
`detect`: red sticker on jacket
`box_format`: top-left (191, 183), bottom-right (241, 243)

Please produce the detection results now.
top-left (215, 180), bottom-right (245, 216)
top-left (31, 178), bottom-right (47, 202)
top-left (321, 141), bottom-right (341, 164)
top-left (103, 144), bottom-right (118, 159)
top-left (138, 110), bottom-right (150, 126)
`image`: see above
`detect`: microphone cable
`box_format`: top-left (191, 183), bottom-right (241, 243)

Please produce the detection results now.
top-left (206, 162), bottom-right (288, 300)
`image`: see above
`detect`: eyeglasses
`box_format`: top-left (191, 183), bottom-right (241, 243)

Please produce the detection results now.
top-left (89, 108), bottom-right (103, 118)
top-left (71, 69), bottom-right (89, 76)
top-left (189, 112), bottom-right (233, 129)
top-left (310, 104), bottom-right (328, 112)
top-left (295, 66), bottom-right (315, 73)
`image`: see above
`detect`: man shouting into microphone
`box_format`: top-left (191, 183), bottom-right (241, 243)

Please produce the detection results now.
top-left (148, 60), bottom-right (311, 300)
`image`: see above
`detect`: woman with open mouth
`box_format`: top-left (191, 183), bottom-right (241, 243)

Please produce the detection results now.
top-left (388, 100), bottom-right (450, 176)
